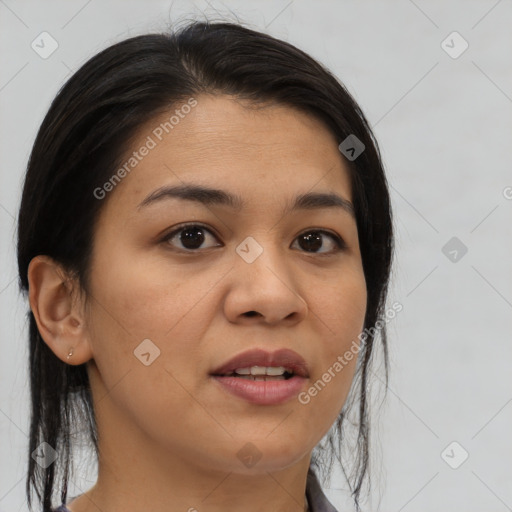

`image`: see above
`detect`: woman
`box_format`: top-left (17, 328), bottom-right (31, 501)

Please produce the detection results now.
top-left (17, 20), bottom-right (393, 512)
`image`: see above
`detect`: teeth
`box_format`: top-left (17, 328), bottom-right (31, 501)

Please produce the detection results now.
top-left (264, 366), bottom-right (288, 376)
top-left (234, 367), bottom-right (251, 375)
top-left (233, 366), bottom-right (289, 376)
top-left (237, 375), bottom-right (286, 381)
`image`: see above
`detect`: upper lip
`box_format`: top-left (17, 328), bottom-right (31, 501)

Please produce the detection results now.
top-left (210, 348), bottom-right (309, 378)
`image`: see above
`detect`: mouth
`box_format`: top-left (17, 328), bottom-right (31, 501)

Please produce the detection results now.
top-left (210, 348), bottom-right (309, 405)
top-left (214, 366), bottom-right (296, 381)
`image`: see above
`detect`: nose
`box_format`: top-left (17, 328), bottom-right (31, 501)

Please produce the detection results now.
top-left (223, 240), bottom-right (308, 326)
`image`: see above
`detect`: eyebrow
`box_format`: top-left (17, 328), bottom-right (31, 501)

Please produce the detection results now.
top-left (137, 183), bottom-right (355, 218)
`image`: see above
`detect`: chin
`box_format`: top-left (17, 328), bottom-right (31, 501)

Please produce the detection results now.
top-left (222, 436), bottom-right (311, 475)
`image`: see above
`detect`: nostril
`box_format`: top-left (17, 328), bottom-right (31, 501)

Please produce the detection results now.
top-left (244, 311), bottom-right (259, 317)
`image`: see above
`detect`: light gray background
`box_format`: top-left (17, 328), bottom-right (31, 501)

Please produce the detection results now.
top-left (1, 1), bottom-right (511, 511)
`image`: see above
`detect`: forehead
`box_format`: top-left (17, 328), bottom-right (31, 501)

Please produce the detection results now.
top-left (101, 94), bottom-right (353, 215)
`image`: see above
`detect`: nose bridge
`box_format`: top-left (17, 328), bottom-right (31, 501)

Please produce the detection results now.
top-left (235, 233), bottom-right (288, 278)
top-left (227, 232), bottom-right (307, 324)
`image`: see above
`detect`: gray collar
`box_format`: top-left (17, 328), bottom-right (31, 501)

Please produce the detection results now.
top-left (306, 467), bottom-right (339, 512)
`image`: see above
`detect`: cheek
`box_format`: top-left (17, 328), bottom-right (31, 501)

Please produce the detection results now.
top-left (85, 264), bottom-right (214, 441)
top-left (86, 249), bottom-right (227, 403)
top-left (313, 264), bottom-right (367, 347)
top-left (89, 248), bottom-right (220, 341)
top-left (304, 266), bottom-right (366, 417)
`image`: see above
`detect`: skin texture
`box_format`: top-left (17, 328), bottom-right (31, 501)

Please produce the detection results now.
top-left (28, 95), bottom-right (367, 512)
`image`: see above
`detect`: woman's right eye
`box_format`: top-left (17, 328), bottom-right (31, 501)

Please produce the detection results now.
top-left (161, 224), bottom-right (222, 252)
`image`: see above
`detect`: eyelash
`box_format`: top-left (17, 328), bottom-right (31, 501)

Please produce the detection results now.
top-left (160, 223), bottom-right (346, 256)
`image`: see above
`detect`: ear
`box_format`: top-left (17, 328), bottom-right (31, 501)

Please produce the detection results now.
top-left (27, 255), bottom-right (93, 365)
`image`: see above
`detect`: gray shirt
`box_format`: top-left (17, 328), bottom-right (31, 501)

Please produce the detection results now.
top-left (306, 467), bottom-right (339, 512)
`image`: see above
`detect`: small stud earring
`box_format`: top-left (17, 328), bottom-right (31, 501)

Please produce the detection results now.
top-left (66, 348), bottom-right (74, 360)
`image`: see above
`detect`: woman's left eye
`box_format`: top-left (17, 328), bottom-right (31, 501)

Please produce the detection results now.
top-left (161, 224), bottom-right (345, 254)
top-left (291, 230), bottom-right (346, 254)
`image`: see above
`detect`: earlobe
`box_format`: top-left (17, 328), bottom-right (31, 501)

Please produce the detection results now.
top-left (27, 255), bottom-right (93, 365)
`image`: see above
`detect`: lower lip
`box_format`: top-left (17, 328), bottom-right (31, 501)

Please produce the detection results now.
top-left (211, 375), bottom-right (307, 405)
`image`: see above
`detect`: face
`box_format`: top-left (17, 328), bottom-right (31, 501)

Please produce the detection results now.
top-left (83, 94), bottom-right (367, 474)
